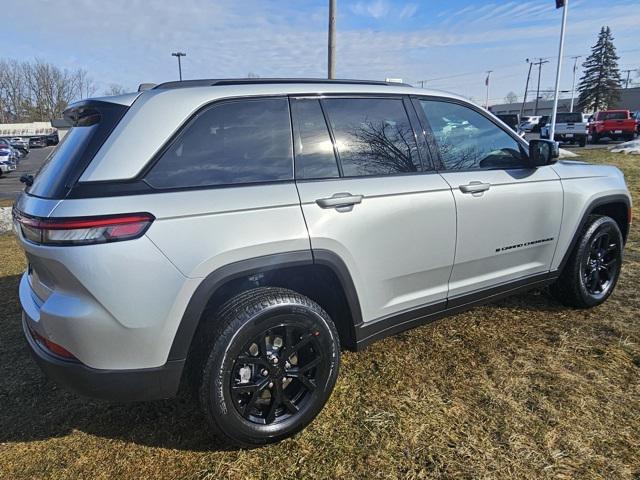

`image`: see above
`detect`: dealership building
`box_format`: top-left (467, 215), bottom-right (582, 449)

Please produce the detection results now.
top-left (490, 86), bottom-right (640, 115)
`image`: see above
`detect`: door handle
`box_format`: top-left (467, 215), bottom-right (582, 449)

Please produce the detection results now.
top-left (316, 192), bottom-right (363, 210)
top-left (459, 182), bottom-right (491, 194)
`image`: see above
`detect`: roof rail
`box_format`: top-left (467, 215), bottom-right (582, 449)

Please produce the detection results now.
top-left (153, 78), bottom-right (413, 89)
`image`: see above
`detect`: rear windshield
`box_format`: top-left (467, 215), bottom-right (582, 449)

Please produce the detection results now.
top-left (556, 113), bottom-right (583, 123)
top-left (27, 101), bottom-right (128, 199)
top-left (598, 111), bottom-right (628, 120)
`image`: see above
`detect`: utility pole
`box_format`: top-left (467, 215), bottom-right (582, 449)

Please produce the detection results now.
top-left (484, 70), bottom-right (492, 110)
top-left (171, 52), bottom-right (186, 81)
top-left (328, 0), bottom-right (336, 79)
top-left (569, 55), bottom-right (581, 112)
top-left (533, 58), bottom-right (549, 115)
top-left (622, 69), bottom-right (633, 88)
top-left (520, 58), bottom-right (533, 118)
top-left (549, 0), bottom-right (568, 143)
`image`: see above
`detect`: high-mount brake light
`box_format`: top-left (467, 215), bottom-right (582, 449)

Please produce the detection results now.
top-left (14, 211), bottom-right (154, 246)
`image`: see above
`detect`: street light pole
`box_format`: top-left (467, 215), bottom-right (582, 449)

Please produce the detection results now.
top-left (520, 59), bottom-right (533, 118)
top-left (569, 55), bottom-right (581, 112)
top-left (171, 52), bottom-right (186, 81)
top-left (484, 70), bottom-right (492, 110)
top-left (328, 0), bottom-right (336, 79)
top-left (549, 0), bottom-right (568, 143)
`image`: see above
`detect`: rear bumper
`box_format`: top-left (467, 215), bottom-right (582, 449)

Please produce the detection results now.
top-left (22, 313), bottom-right (184, 402)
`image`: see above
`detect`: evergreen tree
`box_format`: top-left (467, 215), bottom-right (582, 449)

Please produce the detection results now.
top-left (577, 26), bottom-right (622, 112)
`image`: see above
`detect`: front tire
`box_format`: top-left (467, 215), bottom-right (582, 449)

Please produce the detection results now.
top-left (198, 287), bottom-right (340, 447)
top-left (550, 215), bottom-right (623, 308)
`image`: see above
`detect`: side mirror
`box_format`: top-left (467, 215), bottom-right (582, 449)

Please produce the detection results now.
top-left (528, 139), bottom-right (558, 167)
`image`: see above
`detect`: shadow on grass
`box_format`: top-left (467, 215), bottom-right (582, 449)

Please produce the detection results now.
top-left (0, 271), bottom-right (568, 452)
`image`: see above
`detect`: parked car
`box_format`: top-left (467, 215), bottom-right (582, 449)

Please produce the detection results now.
top-left (8, 138), bottom-right (29, 158)
top-left (631, 110), bottom-right (640, 134)
top-left (540, 112), bottom-right (588, 146)
top-left (589, 110), bottom-right (636, 143)
top-left (14, 79), bottom-right (631, 447)
top-left (533, 115), bottom-right (550, 133)
top-left (519, 116), bottom-right (540, 132)
top-left (0, 142), bottom-right (17, 176)
top-left (45, 131), bottom-right (59, 145)
top-left (496, 114), bottom-right (520, 132)
top-left (28, 136), bottom-right (47, 148)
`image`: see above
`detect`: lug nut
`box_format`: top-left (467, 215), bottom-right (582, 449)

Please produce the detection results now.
top-left (268, 382), bottom-right (274, 388)
top-left (261, 369), bottom-right (268, 376)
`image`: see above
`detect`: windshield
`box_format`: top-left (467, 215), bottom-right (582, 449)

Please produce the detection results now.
top-left (556, 113), bottom-right (583, 123)
top-left (598, 111), bottom-right (628, 120)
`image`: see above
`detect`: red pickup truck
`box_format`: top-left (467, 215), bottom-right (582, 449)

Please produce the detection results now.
top-left (589, 110), bottom-right (636, 143)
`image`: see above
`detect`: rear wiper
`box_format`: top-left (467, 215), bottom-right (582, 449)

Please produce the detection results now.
top-left (20, 174), bottom-right (33, 186)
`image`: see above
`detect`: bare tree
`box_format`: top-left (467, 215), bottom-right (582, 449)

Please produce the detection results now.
top-left (504, 91), bottom-right (518, 104)
top-left (105, 83), bottom-right (127, 96)
top-left (0, 58), bottom-right (98, 122)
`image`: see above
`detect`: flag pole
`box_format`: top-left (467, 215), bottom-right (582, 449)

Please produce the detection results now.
top-left (550, 0), bottom-right (568, 143)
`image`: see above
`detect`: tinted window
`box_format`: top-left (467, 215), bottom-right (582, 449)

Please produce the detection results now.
top-left (291, 99), bottom-right (339, 179)
top-left (556, 113), bottom-right (583, 123)
top-left (27, 101), bottom-right (128, 199)
top-left (420, 100), bottom-right (526, 170)
top-left (323, 98), bottom-right (420, 177)
top-left (146, 98), bottom-right (293, 189)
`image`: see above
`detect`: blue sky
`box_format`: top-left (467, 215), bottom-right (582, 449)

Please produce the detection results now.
top-left (2, 0), bottom-right (639, 106)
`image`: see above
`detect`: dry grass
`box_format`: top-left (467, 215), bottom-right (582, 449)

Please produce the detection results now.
top-left (0, 149), bottom-right (638, 479)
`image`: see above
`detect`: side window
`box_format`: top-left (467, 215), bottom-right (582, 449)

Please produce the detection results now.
top-left (419, 100), bottom-right (526, 170)
top-left (291, 98), bottom-right (340, 180)
top-left (146, 98), bottom-right (293, 189)
top-left (322, 98), bottom-right (421, 177)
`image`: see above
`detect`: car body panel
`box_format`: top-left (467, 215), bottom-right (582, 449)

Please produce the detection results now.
top-left (297, 174), bottom-right (456, 322)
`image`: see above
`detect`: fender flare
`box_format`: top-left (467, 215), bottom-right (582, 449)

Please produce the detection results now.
top-left (167, 249), bottom-right (362, 361)
top-left (554, 193), bottom-right (630, 274)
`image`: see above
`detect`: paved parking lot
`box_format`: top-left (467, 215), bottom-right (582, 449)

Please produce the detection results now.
top-left (0, 147), bottom-right (53, 201)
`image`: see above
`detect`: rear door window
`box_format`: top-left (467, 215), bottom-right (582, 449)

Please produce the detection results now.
top-left (322, 98), bottom-right (421, 177)
top-left (146, 97), bottom-right (293, 189)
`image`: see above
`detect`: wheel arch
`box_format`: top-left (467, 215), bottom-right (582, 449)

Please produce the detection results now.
top-left (168, 250), bottom-right (363, 362)
top-left (556, 194), bottom-right (631, 274)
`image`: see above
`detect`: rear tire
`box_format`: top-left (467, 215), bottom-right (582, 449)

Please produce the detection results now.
top-left (550, 215), bottom-right (623, 308)
top-left (591, 133), bottom-right (599, 144)
top-left (197, 287), bottom-right (340, 447)
top-left (578, 136), bottom-right (587, 147)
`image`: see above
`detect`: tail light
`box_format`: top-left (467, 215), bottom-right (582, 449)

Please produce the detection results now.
top-left (30, 327), bottom-right (78, 360)
top-left (13, 210), bottom-right (154, 246)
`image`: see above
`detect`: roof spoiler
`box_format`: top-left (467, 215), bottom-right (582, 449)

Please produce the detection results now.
top-left (138, 83), bottom-right (157, 92)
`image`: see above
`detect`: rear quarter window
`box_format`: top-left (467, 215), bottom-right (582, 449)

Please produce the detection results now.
top-left (145, 97), bottom-right (293, 189)
top-left (27, 101), bottom-right (129, 199)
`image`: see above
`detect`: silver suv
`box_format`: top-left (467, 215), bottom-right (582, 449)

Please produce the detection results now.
top-left (14, 79), bottom-right (631, 447)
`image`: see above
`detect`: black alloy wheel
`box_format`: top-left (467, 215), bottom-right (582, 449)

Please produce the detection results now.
top-left (581, 228), bottom-right (620, 299)
top-left (197, 287), bottom-right (340, 447)
top-left (230, 323), bottom-right (326, 425)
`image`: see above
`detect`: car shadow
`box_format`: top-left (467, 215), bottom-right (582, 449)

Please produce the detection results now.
top-left (0, 272), bottom-right (566, 451)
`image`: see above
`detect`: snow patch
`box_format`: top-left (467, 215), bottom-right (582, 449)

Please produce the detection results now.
top-left (0, 207), bottom-right (12, 234)
top-left (559, 148), bottom-right (579, 158)
top-left (610, 139), bottom-right (640, 155)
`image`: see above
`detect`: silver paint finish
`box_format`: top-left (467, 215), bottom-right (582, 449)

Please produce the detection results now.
top-left (15, 85), bottom-right (632, 374)
top-left (297, 174), bottom-right (456, 321)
